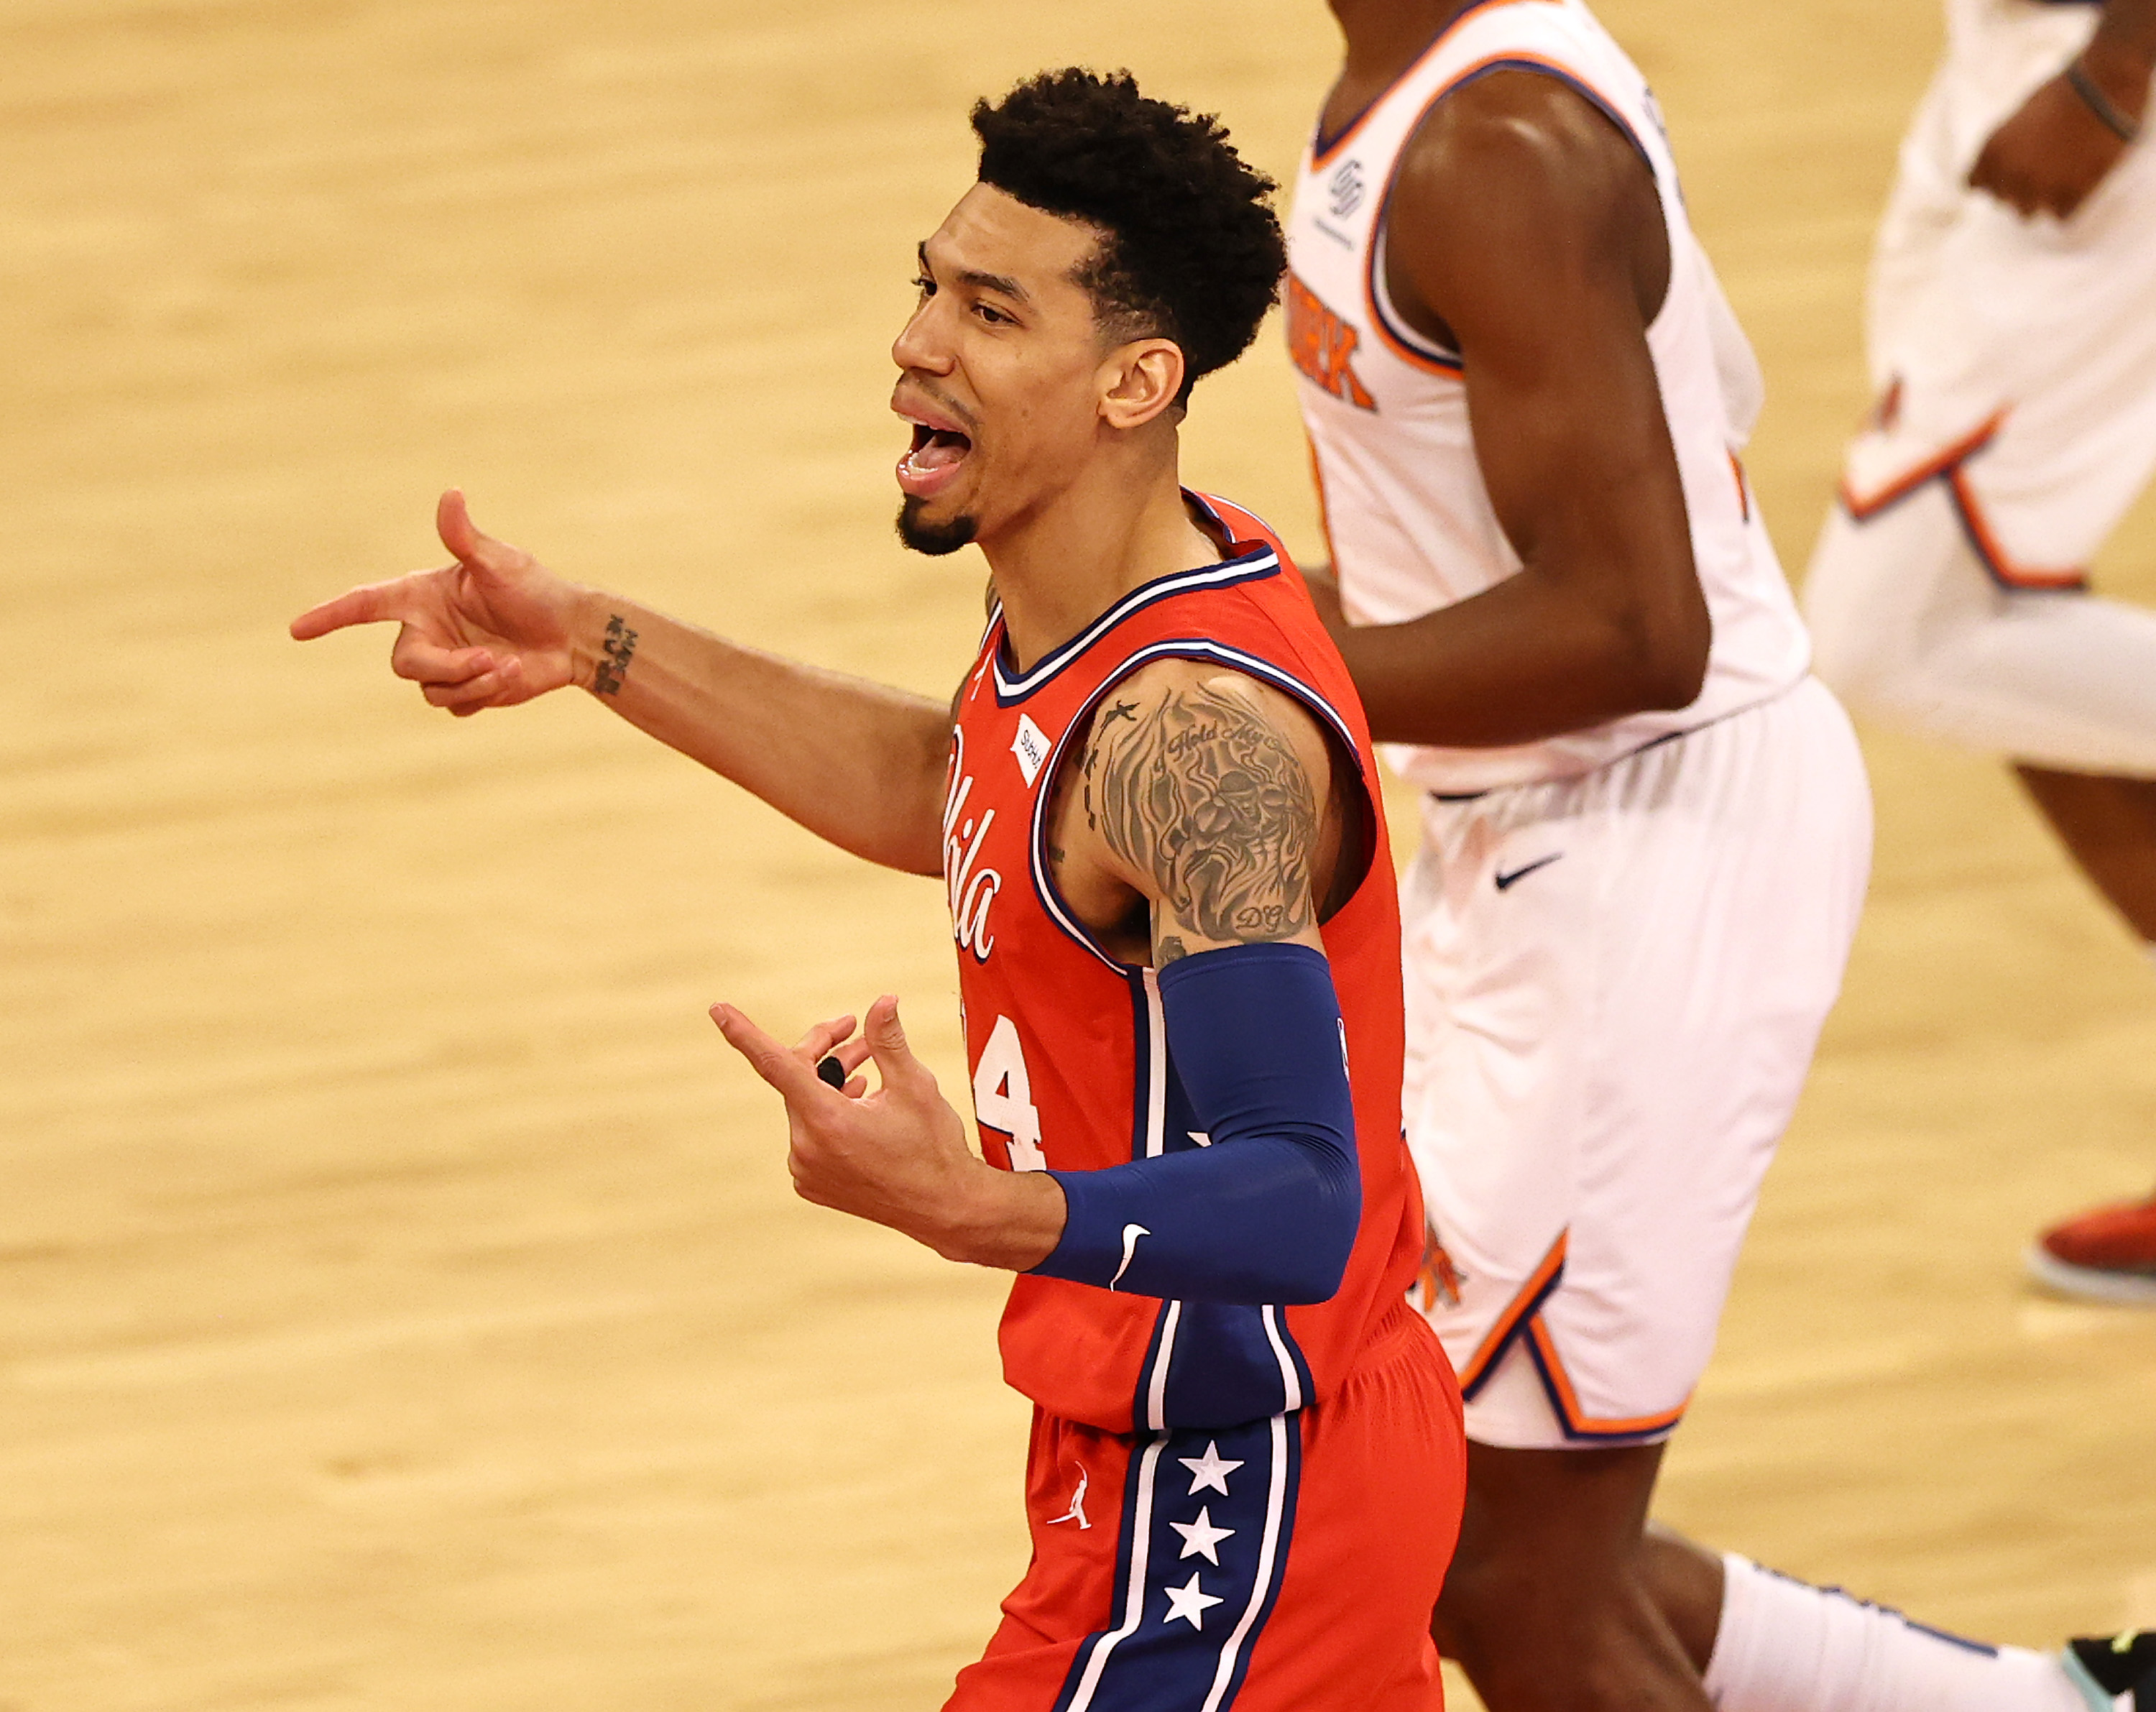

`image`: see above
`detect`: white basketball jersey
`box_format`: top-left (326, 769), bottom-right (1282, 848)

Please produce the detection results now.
top-left (1287, 0), bottom-right (1812, 793)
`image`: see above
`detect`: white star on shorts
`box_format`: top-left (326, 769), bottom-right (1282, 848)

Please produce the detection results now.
top-left (1163, 1570), bottom-right (1226, 1631)
top-left (1170, 1506), bottom-right (1236, 1565)
top-left (1177, 1441), bottom-right (1244, 1496)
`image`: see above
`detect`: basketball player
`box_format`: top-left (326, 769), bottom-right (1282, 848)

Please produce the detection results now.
top-left (1802, 0), bottom-right (2156, 1307)
top-left (1286, 1), bottom-right (2152, 1708)
top-left (291, 70), bottom-right (1465, 1712)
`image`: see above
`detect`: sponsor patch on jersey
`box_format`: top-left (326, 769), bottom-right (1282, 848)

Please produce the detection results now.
top-left (1011, 712), bottom-right (1050, 786)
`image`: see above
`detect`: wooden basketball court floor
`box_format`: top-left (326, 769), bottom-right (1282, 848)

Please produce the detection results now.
top-left (5, 1), bottom-right (2154, 1706)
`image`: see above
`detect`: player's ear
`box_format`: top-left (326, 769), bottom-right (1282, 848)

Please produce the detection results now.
top-left (1097, 338), bottom-right (1187, 432)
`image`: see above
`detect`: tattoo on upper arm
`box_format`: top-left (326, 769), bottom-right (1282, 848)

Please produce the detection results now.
top-left (595, 614), bottom-right (639, 696)
top-left (1084, 679), bottom-right (1317, 962)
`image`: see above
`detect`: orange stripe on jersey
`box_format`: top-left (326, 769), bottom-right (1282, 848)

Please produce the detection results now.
top-left (1306, 433), bottom-right (1342, 574)
top-left (1455, 1230), bottom-right (1567, 1394)
top-left (1728, 449), bottom-right (1751, 524)
top-left (1359, 51), bottom-right (1653, 380)
top-left (1525, 1317), bottom-right (1690, 1440)
top-left (1310, 0), bottom-right (1515, 168)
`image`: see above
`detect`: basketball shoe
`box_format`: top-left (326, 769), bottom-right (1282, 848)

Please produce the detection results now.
top-left (2027, 1189), bottom-right (2156, 1305)
top-left (2063, 1632), bottom-right (2156, 1709)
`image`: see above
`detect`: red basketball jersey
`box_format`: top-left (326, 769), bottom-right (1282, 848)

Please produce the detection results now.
top-left (944, 492), bottom-right (1427, 1434)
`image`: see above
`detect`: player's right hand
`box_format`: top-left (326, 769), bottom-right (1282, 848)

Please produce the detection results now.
top-left (290, 489), bottom-right (588, 716)
top-left (1968, 49), bottom-right (2146, 221)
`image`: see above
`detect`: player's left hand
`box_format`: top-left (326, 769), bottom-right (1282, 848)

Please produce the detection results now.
top-left (1969, 48), bottom-right (2147, 220)
top-left (710, 995), bottom-right (1065, 1270)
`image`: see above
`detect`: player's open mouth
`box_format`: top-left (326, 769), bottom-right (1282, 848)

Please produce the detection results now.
top-left (895, 408), bottom-right (975, 500)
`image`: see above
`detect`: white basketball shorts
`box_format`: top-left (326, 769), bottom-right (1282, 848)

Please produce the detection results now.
top-left (1838, 0), bottom-right (2156, 585)
top-left (1401, 678), bottom-right (1873, 1450)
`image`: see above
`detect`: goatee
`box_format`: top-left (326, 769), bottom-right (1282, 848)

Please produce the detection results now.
top-left (897, 497), bottom-right (978, 557)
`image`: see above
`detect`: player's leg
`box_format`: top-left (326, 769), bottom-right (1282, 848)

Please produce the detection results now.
top-left (1805, 479), bottom-right (2156, 1304)
top-left (2013, 765), bottom-right (2156, 944)
top-left (950, 1320), bottom-right (1462, 1712)
top-left (1433, 1440), bottom-right (1708, 1712)
top-left (1804, 487), bottom-right (2156, 781)
top-left (1401, 682), bottom-right (1867, 1712)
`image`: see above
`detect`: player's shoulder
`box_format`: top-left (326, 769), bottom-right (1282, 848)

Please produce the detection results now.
top-left (1079, 654), bottom-right (1335, 781)
top-left (1399, 60), bottom-right (1649, 224)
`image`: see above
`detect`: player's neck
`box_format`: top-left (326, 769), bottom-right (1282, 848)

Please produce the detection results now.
top-left (1329, 0), bottom-right (1480, 85)
top-left (983, 454), bottom-right (1221, 674)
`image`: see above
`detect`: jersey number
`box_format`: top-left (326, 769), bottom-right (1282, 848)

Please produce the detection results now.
top-left (972, 1015), bottom-right (1045, 1173)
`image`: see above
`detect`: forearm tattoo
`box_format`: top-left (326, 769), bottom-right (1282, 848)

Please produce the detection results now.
top-left (594, 614), bottom-right (639, 696)
top-left (1084, 679), bottom-right (1317, 964)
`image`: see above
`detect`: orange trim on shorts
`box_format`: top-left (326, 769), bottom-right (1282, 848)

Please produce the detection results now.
top-left (1728, 449), bottom-right (1751, 524)
top-left (1943, 466), bottom-right (2088, 592)
top-left (1838, 410), bottom-right (2088, 592)
top-left (1524, 1316), bottom-right (1690, 1442)
top-left (1455, 1230), bottom-right (1567, 1395)
top-left (1838, 412), bottom-right (2004, 520)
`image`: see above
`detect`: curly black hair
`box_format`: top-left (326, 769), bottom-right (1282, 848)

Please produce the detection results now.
top-left (971, 68), bottom-right (1286, 402)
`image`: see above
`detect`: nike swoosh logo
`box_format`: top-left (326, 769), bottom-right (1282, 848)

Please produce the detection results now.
top-left (1110, 1223), bottom-right (1151, 1291)
top-left (1494, 853), bottom-right (1563, 891)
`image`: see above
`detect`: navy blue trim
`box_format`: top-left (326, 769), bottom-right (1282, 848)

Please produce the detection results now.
top-left (1457, 1257), bottom-right (1565, 1404)
top-left (1049, 1435), bottom-right (1165, 1712)
top-left (1126, 970), bottom-right (1153, 1164)
top-left (1455, 58), bottom-right (1657, 175)
top-left (1214, 1416), bottom-right (1302, 1709)
top-left (992, 550), bottom-right (1281, 707)
top-left (1943, 477), bottom-right (2092, 597)
top-left (1366, 55), bottom-right (1662, 373)
top-left (1028, 640), bottom-right (1369, 975)
top-left (1841, 464), bottom-right (2091, 597)
top-left (1051, 1416), bottom-right (1298, 1711)
top-left (1133, 1299), bottom-right (1181, 1435)
top-left (1519, 1332), bottom-right (1683, 1445)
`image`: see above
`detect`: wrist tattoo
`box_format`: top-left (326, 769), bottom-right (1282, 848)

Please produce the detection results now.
top-left (595, 614), bottom-right (639, 696)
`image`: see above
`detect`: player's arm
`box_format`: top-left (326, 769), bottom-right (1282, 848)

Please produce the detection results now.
top-left (1970, 0), bottom-right (2154, 218)
top-left (710, 663), bottom-right (1365, 1305)
top-left (290, 489), bottom-right (951, 875)
top-left (1314, 70), bottom-right (1713, 749)
top-left (1027, 661), bottom-right (1363, 1304)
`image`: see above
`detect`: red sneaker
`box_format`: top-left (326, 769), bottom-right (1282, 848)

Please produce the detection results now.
top-left (2027, 1190), bottom-right (2156, 1305)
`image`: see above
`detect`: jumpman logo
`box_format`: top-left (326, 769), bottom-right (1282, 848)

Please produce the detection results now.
top-left (1110, 1223), bottom-right (1151, 1291)
top-left (1048, 1463), bottom-right (1092, 1530)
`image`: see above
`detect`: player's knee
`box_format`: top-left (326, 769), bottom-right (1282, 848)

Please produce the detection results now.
top-left (1437, 1566), bottom-right (1672, 1710)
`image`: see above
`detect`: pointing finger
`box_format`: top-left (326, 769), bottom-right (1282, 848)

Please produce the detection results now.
top-left (290, 581), bottom-right (418, 641)
top-left (710, 1003), bottom-right (825, 1102)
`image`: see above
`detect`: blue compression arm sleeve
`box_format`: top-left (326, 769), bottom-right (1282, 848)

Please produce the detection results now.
top-left (1030, 942), bottom-right (1362, 1305)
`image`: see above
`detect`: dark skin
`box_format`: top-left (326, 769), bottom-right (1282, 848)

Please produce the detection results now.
top-left (1309, 4), bottom-right (1711, 752)
top-left (1310, 4), bottom-right (1769, 1709)
top-left (1968, 3), bottom-right (2156, 963)
top-left (1968, 0), bottom-right (2155, 218)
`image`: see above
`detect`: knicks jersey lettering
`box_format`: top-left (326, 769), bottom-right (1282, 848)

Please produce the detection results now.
top-left (1286, 272), bottom-right (1376, 413)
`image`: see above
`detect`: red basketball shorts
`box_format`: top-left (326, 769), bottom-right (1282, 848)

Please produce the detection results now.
top-left (947, 1302), bottom-right (1465, 1712)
